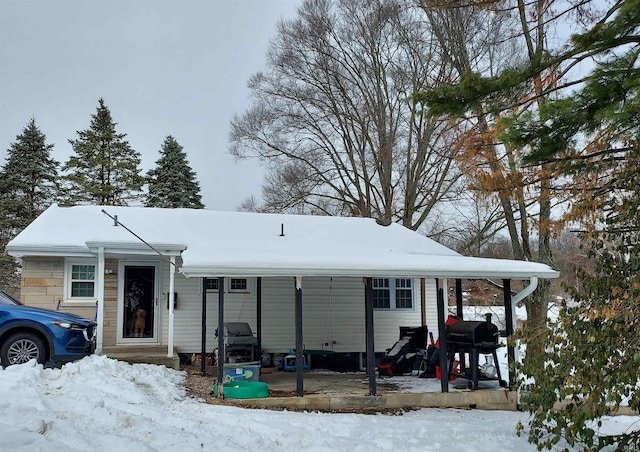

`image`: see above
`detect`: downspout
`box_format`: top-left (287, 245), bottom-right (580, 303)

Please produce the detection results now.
top-left (96, 246), bottom-right (105, 354)
top-left (512, 277), bottom-right (538, 323)
top-left (167, 256), bottom-right (175, 358)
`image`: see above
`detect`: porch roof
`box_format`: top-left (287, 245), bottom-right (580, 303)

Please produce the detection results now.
top-left (7, 204), bottom-right (559, 280)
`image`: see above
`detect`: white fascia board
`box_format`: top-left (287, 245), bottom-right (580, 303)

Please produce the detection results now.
top-left (180, 265), bottom-right (560, 280)
top-left (6, 245), bottom-right (95, 258)
top-left (85, 241), bottom-right (185, 255)
top-left (8, 243), bottom-right (185, 259)
top-left (180, 253), bottom-right (560, 280)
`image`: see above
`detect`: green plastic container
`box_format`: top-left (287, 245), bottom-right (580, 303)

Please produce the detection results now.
top-left (213, 381), bottom-right (269, 399)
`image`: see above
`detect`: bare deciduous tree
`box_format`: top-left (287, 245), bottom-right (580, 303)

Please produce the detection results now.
top-left (418, 0), bottom-right (570, 355)
top-left (229, 0), bottom-right (463, 230)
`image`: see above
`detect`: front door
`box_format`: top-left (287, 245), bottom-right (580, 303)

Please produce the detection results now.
top-left (119, 264), bottom-right (159, 343)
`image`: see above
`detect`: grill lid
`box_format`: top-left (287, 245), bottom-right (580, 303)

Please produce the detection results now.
top-left (446, 314), bottom-right (499, 345)
top-left (223, 322), bottom-right (258, 347)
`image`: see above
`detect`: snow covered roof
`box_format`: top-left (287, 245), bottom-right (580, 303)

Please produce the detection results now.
top-left (7, 204), bottom-right (559, 279)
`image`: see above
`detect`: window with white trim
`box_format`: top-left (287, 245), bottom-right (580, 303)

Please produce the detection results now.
top-left (205, 278), bottom-right (219, 291)
top-left (65, 260), bottom-right (97, 300)
top-left (373, 278), bottom-right (414, 310)
top-left (229, 278), bottom-right (248, 292)
top-left (204, 278), bottom-right (252, 293)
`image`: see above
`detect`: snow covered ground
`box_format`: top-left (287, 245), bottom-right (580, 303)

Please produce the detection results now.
top-left (0, 355), bottom-right (637, 451)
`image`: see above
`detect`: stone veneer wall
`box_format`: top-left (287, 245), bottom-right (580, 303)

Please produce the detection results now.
top-left (102, 259), bottom-right (118, 346)
top-left (21, 257), bottom-right (119, 346)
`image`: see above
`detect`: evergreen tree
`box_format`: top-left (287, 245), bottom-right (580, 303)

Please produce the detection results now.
top-left (417, 0), bottom-right (640, 448)
top-left (0, 118), bottom-right (59, 292)
top-left (145, 136), bottom-right (204, 209)
top-left (63, 98), bottom-right (144, 206)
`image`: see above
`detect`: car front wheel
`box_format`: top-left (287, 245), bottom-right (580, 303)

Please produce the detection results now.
top-left (0, 332), bottom-right (47, 367)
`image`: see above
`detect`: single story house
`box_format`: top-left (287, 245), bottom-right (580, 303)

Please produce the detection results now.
top-left (7, 204), bottom-right (558, 396)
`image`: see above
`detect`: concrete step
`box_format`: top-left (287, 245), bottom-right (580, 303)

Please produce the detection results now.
top-left (102, 345), bottom-right (169, 354)
top-left (101, 345), bottom-right (180, 370)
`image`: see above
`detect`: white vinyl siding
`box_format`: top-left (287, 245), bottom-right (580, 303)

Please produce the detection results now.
top-left (160, 268), bottom-right (436, 355)
top-left (160, 268), bottom-right (257, 353)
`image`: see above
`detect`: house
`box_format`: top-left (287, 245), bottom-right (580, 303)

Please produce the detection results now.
top-left (7, 204), bottom-right (558, 395)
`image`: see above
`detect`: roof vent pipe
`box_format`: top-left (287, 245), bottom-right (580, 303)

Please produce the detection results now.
top-left (376, 217), bottom-right (392, 226)
top-left (113, 215), bottom-right (118, 226)
top-left (280, 223), bottom-right (285, 237)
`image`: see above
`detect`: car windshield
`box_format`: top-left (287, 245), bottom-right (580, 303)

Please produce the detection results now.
top-left (0, 291), bottom-right (21, 306)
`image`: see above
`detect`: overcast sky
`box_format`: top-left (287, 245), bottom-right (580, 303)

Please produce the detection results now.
top-left (0, 1), bottom-right (301, 211)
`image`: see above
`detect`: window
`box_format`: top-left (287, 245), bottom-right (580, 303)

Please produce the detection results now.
top-left (205, 278), bottom-right (219, 291)
top-left (204, 278), bottom-right (251, 293)
top-left (65, 260), bottom-right (96, 300)
top-left (394, 278), bottom-right (413, 309)
top-left (229, 278), bottom-right (248, 292)
top-left (373, 278), bottom-right (390, 309)
top-left (372, 278), bottom-right (413, 310)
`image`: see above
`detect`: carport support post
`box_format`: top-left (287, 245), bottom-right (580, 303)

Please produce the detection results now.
top-left (256, 277), bottom-right (262, 362)
top-left (294, 276), bottom-right (304, 397)
top-left (200, 278), bottom-right (207, 376)
top-left (364, 277), bottom-right (377, 396)
top-left (455, 279), bottom-right (464, 319)
top-left (420, 278), bottom-right (427, 327)
top-left (503, 279), bottom-right (515, 389)
top-left (436, 279), bottom-right (449, 393)
top-left (455, 278), bottom-right (466, 373)
top-left (217, 276), bottom-right (225, 396)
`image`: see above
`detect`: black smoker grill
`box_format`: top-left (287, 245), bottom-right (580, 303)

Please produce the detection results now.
top-left (445, 314), bottom-right (507, 389)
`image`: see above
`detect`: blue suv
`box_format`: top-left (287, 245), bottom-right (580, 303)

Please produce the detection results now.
top-left (0, 291), bottom-right (96, 367)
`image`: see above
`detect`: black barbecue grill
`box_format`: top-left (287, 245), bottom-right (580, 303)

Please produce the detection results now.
top-left (446, 314), bottom-right (507, 389)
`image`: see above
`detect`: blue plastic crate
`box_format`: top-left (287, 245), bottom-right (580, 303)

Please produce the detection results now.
top-left (223, 362), bottom-right (260, 382)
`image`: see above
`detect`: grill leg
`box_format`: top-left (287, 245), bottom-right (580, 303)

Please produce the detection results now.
top-left (470, 349), bottom-right (479, 390)
top-left (447, 345), bottom-right (457, 380)
top-left (492, 349), bottom-right (507, 387)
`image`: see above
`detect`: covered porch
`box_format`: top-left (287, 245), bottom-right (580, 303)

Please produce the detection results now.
top-left (184, 366), bottom-right (518, 412)
top-left (185, 272), bottom-right (554, 399)
top-left (141, 208), bottom-right (558, 398)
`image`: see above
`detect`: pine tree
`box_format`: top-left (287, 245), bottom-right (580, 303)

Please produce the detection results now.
top-left (63, 98), bottom-right (144, 206)
top-left (417, 0), bottom-right (640, 448)
top-left (145, 136), bottom-right (204, 209)
top-left (0, 118), bottom-right (59, 292)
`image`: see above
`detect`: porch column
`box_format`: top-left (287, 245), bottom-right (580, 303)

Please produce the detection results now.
top-left (364, 277), bottom-right (376, 396)
top-left (420, 278), bottom-right (426, 327)
top-left (217, 276), bottom-right (225, 395)
top-left (436, 279), bottom-right (449, 393)
top-left (200, 278), bottom-right (207, 376)
top-left (167, 256), bottom-right (175, 358)
top-left (455, 279), bottom-right (464, 319)
top-left (455, 278), bottom-right (465, 372)
top-left (503, 279), bottom-right (515, 389)
top-left (294, 276), bottom-right (304, 397)
top-left (256, 277), bottom-right (262, 362)
top-left (95, 246), bottom-right (105, 354)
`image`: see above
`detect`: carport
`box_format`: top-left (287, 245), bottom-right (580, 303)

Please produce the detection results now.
top-left (172, 214), bottom-right (558, 398)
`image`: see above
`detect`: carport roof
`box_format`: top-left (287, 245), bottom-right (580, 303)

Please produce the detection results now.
top-left (7, 204), bottom-right (559, 280)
